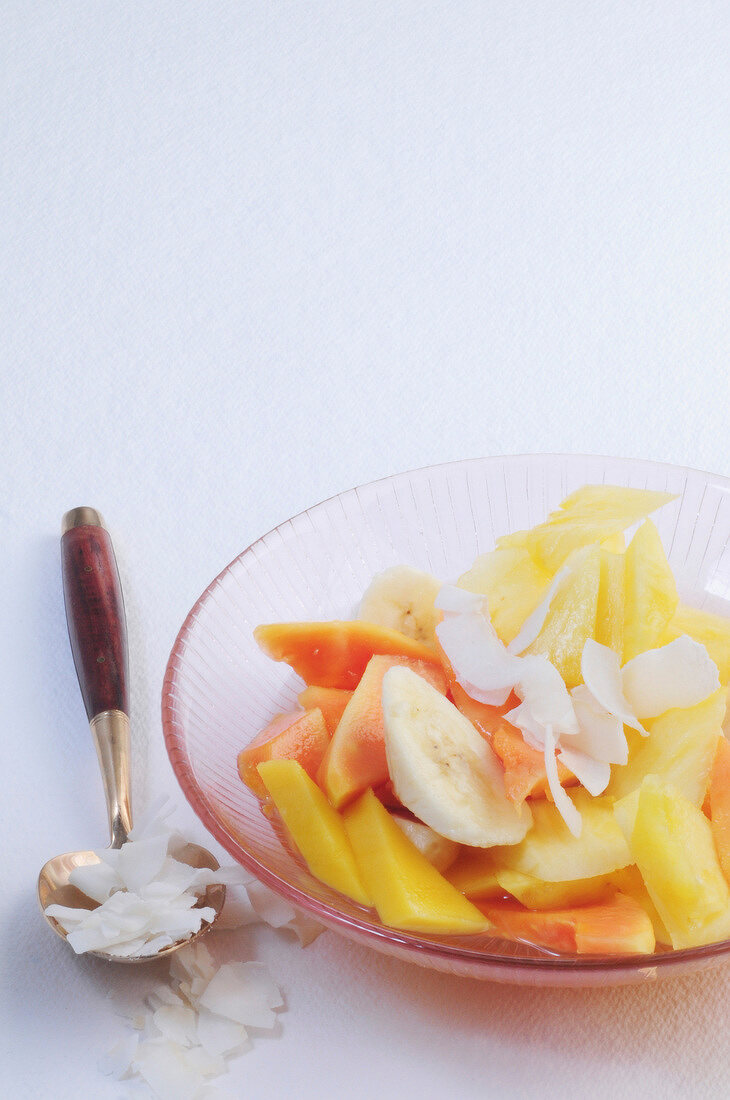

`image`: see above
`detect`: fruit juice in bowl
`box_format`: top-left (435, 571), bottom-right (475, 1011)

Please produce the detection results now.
top-left (163, 455), bottom-right (730, 985)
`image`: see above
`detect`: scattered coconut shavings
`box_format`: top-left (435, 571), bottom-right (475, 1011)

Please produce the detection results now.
top-left (555, 745), bottom-right (610, 797)
top-left (621, 634), bottom-right (720, 718)
top-left (88, 802), bottom-right (323, 1098)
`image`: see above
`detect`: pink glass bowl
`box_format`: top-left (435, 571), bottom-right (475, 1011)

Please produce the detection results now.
top-left (162, 454), bottom-right (730, 987)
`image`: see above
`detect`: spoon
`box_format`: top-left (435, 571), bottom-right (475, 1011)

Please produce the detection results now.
top-left (38, 507), bottom-right (225, 962)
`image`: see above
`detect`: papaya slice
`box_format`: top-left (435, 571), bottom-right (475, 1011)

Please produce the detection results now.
top-left (255, 620), bottom-right (440, 690)
top-left (492, 724), bottom-right (576, 806)
top-left (238, 708), bottom-right (330, 800)
top-left (297, 686), bottom-right (353, 735)
top-left (478, 892), bottom-right (655, 955)
top-left (320, 654), bottom-right (447, 808)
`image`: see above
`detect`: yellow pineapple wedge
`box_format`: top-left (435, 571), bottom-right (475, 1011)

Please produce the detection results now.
top-left (491, 790), bottom-right (632, 882)
top-left (629, 776), bottom-right (730, 949)
top-left (660, 604), bottom-right (730, 684)
top-left (524, 545), bottom-right (601, 687)
top-left (595, 548), bottom-right (625, 658)
top-left (607, 688), bottom-right (725, 804)
top-left (608, 865), bottom-right (672, 946)
top-left (444, 847), bottom-right (502, 899)
top-left (457, 546), bottom-right (550, 645)
top-left (257, 759), bottom-right (372, 906)
top-left (523, 485), bottom-right (676, 572)
top-left (623, 519), bottom-right (679, 661)
top-left (343, 788), bottom-right (490, 934)
top-left (494, 869), bottom-right (613, 910)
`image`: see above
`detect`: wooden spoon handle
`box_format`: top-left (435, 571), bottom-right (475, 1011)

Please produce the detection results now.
top-left (61, 508), bottom-right (129, 720)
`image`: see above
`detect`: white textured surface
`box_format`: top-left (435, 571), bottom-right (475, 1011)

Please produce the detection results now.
top-left (4, 2), bottom-right (730, 1096)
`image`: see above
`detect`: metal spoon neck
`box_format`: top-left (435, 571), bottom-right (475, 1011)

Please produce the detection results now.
top-left (89, 709), bottom-right (133, 847)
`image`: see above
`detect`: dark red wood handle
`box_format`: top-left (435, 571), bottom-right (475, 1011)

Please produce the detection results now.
top-left (61, 518), bottom-right (129, 720)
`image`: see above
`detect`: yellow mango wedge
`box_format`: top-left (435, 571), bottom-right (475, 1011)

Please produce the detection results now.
top-left (457, 546), bottom-right (550, 645)
top-left (494, 869), bottom-right (613, 910)
top-left (492, 790), bottom-right (632, 882)
top-left (630, 776), bottom-right (730, 949)
top-left (524, 545), bottom-right (601, 687)
top-left (607, 688), bottom-right (725, 804)
top-left (257, 759), bottom-right (372, 906)
top-left (595, 548), bottom-right (625, 658)
top-left (524, 485), bottom-right (676, 572)
top-left (343, 789), bottom-right (490, 934)
top-left (660, 604), bottom-right (730, 684)
top-left (623, 519), bottom-right (678, 661)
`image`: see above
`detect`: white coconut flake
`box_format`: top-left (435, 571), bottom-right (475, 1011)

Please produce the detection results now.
top-left (569, 684), bottom-right (629, 765)
top-left (134, 1039), bottom-right (206, 1100)
top-left (556, 746), bottom-right (610, 796)
top-left (198, 962), bottom-right (284, 1029)
top-left (581, 639), bottom-right (646, 734)
top-left (435, 587), bottom-right (519, 705)
top-left (196, 1006), bottom-right (250, 1058)
top-left (117, 833), bottom-right (171, 893)
top-left (514, 655), bottom-right (579, 736)
top-left (69, 860), bottom-right (121, 903)
top-left (621, 634), bottom-right (720, 718)
top-left (507, 562), bottom-right (573, 655)
top-left (543, 725), bottom-right (582, 837)
top-left (246, 881), bottom-right (298, 928)
top-left (99, 1032), bottom-right (138, 1079)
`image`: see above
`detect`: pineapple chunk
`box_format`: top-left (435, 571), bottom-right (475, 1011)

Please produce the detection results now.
top-left (492, 790), bottom-right (632, 882)
top-left (608, 865), bottom-right (672, 946)
top-left (524, 545), bottom-right (601, 687)
top-left (444, 847), bottom-right (502, 899)
top-left (607, 688), bottom-right (725, 804)
top-left (660, 604), bottom-right (730, 684)
top-left (457, 546), bottom-right (550, 645)
top-left (524, 486), bottom-right (676, 572)
top-left (595, 548), bottom-right (625, 658)
top-left (630, 776), bottom-right (730, 949)
top-left (623, 519), bottom-right (678, 661)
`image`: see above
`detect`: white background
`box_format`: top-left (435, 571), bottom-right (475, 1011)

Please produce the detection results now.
top-left (4, 3), bottom-right (730, 1097)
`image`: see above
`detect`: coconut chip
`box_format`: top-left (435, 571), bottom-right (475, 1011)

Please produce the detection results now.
top-left (621, 634), bottom-right (720, 718)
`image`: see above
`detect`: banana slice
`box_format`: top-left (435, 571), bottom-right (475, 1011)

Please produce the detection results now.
top-left (382, 666), bottom-right (532, 847)
top-left (358, 566), bottom-right (442, 647)
top-left (390, 813), bottom-right (461, 872)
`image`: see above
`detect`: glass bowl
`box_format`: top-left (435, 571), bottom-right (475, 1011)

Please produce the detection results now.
top-left (162, 454), bottom-right (730, 987)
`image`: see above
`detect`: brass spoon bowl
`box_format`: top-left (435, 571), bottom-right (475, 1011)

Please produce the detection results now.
top-left (37, 508), bottom-right (225, 963)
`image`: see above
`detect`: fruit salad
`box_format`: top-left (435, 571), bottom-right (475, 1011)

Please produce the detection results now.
top-left (238, 485), bottom-right (730, 957)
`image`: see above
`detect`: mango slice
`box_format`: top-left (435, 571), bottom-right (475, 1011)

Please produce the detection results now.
top-left (523, 485), bottom-right (676, 573)
top-left (660, 604), bottom-right (730, 684)
top-left (524, 545), bottom-right (601, 688)
top-left (478, 892), bottom-right (655, 955)
top-left (623, 519), bottom-right (678, 662)
top-left (320, 655), bottom-right (447, 809)
top-left (629, 776), bottom-right (730, 949)
top-left (254, 620), bottom-right (440, 690)
top-left (297, 686), bottom-right (353, 735)
top-left (238, 709), bottom-right (330, 800)
top-left (257, 760), bottom-right (371, 906)
top-left (595, 548), bottom-right (625, 658)
top-left (457, 547), bottom-right (550, 645)
top-left (343, 789), bottom-right (490, 934)
top-left (607, 688), bottom-right (725, 804)
top-left (492, 791), bottom-right (632, 882)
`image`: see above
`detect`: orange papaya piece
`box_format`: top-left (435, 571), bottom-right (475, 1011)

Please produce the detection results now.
top-left (297, 686), bottom-right (353, 735)
top-left (492, 724), bottom-right (576, 806)
top-left (478, 892), bottom-right (655, 955)
top-left (238, 708), bottom-right (330, 800)
top-left (320, 655), bottom-right (448, 809)
top-left (255, 620), bottom-right (440, 690)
